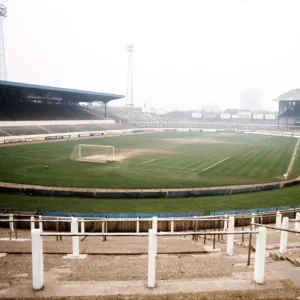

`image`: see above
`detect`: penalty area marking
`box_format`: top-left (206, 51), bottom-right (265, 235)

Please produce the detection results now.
top-left (203, 157), bottom-right (229, 172)
top-left (140, 159), bottom-right (157, 165)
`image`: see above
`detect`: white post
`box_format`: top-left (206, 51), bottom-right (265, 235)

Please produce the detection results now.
top-left (226, 216), bottom-right (235, 256)
top-left (279, 217), bottom-right (289, 254)
top-left (102, 221), bottom-right (105, 233)
top-left (148, 229), bottom-right (156, 288)
top-left (152, 217), bottom-right (158, 257)
top-left (171, 217), bottom-right (174, 233)
top-left (223, 214), bottom-right (228, 231)
top-left (80, 219), bottom-right (85, 234)
top-left (254, 226), bottom-right (267, 284)
top-left (30, 216), bottom-right (35, 232)
top-left (31, 229), bottom-right (44, 290)
top-left (9, 214), bottom-right (14, 232)
top-left (275, 211), bottom-right (282, 231)
top-left (39, 215), bottom-right (43, 232)
top-left (136, 217), bottom-right (140, 233)
top-left (251, 213), bottom-right (255, 229)
top-left (295, 212), bottom-right (300, 234)
top-left (152, 216), bottom-right (158, 232)
top-left (71, 217), bottom-right (79, 256)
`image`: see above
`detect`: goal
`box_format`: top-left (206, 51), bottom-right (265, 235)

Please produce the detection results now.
top-left (70, 144), bottom-right (115, 163)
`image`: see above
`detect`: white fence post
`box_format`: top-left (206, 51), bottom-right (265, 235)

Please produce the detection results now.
top-left (279, 217), bottom-right (289, 254)
top-left (224, 214), bottom-right (228, 231)
top-left (136, 217), bottom-right (140, 233)
top-left (152, 217), bottom-right (158, 257)
top-left (63, 217), bottom-right (87, 259)
top-left (80, 219), bottom-right (85, 234)
top-left (171, 217), bottom-right (174, 233)
top-left (295, 212), bottom-right (300, 234)
top-left (72, 217), bottom-right (79, 256)
top-left (152, 216), bottom-right (158, 231)
top-left (9, 214), bottom-right (14, 232)
top-left (275, 211), bottom-right (282, 231)
top-left (39, 215), bottom-right (43, 232)
top-left (254, 226), bottom-right (267, 284)
top-left (148, 229), bottom-right (156, 288)
top-left (31, 229), bottom-right (44, 290)
top-left (226, 216), bottom-right (234, 256)
top-left (251, 213), bottom-right (255, 229)
top-left (30, 216), bottom-right (35, 232)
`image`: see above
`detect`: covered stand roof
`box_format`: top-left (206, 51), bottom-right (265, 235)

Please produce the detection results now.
top-left (273, 89), bottom-right (300, 102)
top-left (0, 80), bottom-right (124, 104)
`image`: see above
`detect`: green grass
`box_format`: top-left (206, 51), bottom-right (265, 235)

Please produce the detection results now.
top-left (0, 132), bottom-right (299, 189)
top-left (0, 185), bottom-right (300, 214)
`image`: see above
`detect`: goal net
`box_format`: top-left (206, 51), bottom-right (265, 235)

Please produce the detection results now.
top-left (70, 144), bottom-right (115, 163)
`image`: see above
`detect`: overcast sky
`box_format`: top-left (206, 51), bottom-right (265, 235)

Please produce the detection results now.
top-left (4, 0), bottom-right (300, 111)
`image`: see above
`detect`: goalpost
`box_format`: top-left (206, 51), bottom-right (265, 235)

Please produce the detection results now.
top-left (70, 144), bottom-right (115, 163)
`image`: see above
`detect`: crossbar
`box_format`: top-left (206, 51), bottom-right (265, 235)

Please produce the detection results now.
top-left (251, 223), bottom-right (300, 234)
top-left (41, 230), bottom-right (258, 237)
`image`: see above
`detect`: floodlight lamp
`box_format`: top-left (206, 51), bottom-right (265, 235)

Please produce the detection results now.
top-left (127, 44), bottom-right (134, 52)
top-left (0, 5), bottom-right (7, 18)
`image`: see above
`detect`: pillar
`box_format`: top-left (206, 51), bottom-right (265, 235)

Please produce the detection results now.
top-left (223, 214), bottom-right (228, 231)
top-left (152, 217), bottom-right (158, 257)
top-left (72, 217), bottom-right (79, 256)
top-left (275, 211), bottom-right (282, 230)
top-left (39, 215), bottom-right (43, 232)
top-left (9, 214), bottom-right (14, 232)
top-left (251, 213), bottom-right (255, 229)
top-left (171, 217), bottom-right (174, 233)
top-left (279, 217), bottom-right (289, 254)
top-left (254, 227), bottom-right (267, 284)
top-left (148, 229), bottom-right (156, 288)
top-left (30, 216), bottom-right (35, 232)
top-left (81, 219), bottom-right (85, 234)
top-left (226, 216), bottom-right (235, 256)
top-left (295, 212), bottom-right (300, 234)
top-left (31, 229), bottom-right (44, 290)
top-left (136, 217), bottom-right (140, 233)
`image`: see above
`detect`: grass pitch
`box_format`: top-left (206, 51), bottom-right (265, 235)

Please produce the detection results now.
top-left (0, 131), bottom-right (299, 189)
top-left (0, 185), bottom-right (300, 214)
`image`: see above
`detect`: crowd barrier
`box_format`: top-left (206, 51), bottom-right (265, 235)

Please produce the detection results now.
top-left (41, 211), bottom-right (205, 218)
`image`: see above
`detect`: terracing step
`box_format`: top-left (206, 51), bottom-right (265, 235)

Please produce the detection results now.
top-left (269, 251), bottom-right (300, 267)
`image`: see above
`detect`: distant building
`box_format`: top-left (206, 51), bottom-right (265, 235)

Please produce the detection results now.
top-left (240, 89), bottom-right (262, 111)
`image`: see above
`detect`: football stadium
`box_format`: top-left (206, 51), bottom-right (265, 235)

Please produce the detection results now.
top-left (1, 80), bottom-right (300, 299)
top-left (1, 1), bottom-right (300, 298)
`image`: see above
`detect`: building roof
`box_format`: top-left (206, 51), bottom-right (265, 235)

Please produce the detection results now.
top-left (273, 89), bottom-right (300, 102)
top-left (0, 80), bottom-right (124, 104)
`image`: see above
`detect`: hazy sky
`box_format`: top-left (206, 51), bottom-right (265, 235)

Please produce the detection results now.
top-left (4, 0), bottom-right (300, 111)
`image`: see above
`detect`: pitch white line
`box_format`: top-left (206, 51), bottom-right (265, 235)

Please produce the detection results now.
top-left (285, 139), bottom-right (300, 178)
top-left (140, 159), bottom-right (157, 165)
top-left (203, 157), bottom-right (229, 172)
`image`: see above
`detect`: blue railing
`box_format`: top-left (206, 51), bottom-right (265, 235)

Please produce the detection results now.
top-left (40, 204), bottom-right (300, 218)
top-left (41, 211), bottom-right (205, 218)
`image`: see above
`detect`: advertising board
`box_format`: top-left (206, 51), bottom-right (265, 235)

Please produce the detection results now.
top-left (220, 113), bottom-right (231, 119)
top-left (25, 137), bottom-right (45, 142)
top-left (237, 111), bottom-right (251, 118)
top-left (45, 135), bottom-right (71, 140)
top-left (90, 132), bottom-right (103, 136)
top-left (252, 113), bottom-right (264, 120)
top-left (265, 114), bottom-right (276, 120)
top-left (191, 112), bottom-right (202, 118)
top-left (4, 138), bottom-right (26, 144)
top-left (77, 133), bottom-right (91, 138)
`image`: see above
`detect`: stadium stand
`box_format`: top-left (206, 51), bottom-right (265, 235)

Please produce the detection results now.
top-left (0, 102), bottom-right (105, 121)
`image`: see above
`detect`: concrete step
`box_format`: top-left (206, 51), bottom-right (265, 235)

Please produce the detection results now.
top-left (269, 251), bottom-right (300, 267)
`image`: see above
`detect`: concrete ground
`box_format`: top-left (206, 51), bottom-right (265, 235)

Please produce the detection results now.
top-left (0, 227), bottom-right (300, 299)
